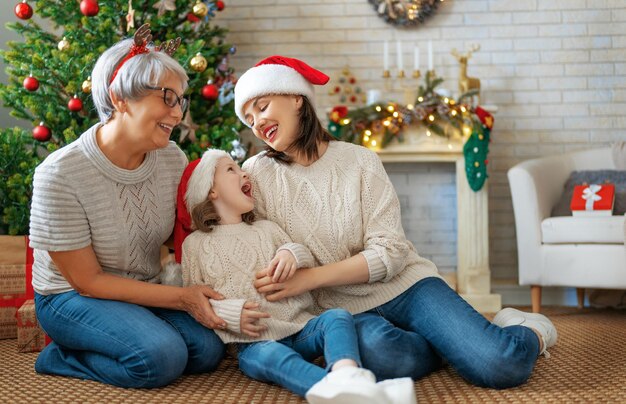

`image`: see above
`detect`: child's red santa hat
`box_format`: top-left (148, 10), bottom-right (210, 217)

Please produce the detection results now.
top-left (234, 55), bottom-right (330, 126)
top-left (173, 149), bottom-right (230, 263)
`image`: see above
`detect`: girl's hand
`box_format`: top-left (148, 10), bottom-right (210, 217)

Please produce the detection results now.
top-left (180, 285), bottom-right (227, 330)
top-left (268, 250), bottom-right (298, 283)
top-left (240, 301), bottom-right (270, 337)
top-left (254, 268), bottom-right (315, 302)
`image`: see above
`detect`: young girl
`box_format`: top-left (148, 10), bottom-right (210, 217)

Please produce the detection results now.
top-left (177, 149), bottom-right (416, 403)
top-left (234, 55), bottom-right (558, 388)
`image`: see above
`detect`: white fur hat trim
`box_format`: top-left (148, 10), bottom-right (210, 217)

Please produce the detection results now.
top-left (234, 64), bottom-right (315, 127)
top-left (185, 149), bottom-right (230, 213)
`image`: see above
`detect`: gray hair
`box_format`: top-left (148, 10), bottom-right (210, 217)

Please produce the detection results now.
top-left (91, 38), bottom-right (189, 122)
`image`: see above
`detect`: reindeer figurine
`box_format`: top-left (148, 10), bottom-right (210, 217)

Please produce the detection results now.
top-left (451, 44), bottom-right (481, 104)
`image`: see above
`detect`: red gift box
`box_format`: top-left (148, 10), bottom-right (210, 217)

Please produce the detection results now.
top-left (0, 235), bottom-right (34, 339)
top-left (16, 299), bottom-right (51, 353)
top-left (570, 183), bottom-right (615, 216)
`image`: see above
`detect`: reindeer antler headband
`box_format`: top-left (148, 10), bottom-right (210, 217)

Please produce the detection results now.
top-left (109, 23), bottom-right (181, 85)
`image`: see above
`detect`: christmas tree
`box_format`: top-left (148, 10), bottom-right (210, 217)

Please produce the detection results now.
top-left (0, 0), bottom-right (243, 235)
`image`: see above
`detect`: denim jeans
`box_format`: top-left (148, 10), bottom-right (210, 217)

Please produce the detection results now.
top-left (368, 277), bottom-right (541, 388)
top-left (237, 308), bottom-right (362, 397)
top-left (34, 291), bottom-right (226, 388)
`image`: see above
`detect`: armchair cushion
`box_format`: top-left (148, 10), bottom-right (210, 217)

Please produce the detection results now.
top-left (542, 215), bottom-right (625, 244)
top-left (551, 170), bottom-right (626, 217)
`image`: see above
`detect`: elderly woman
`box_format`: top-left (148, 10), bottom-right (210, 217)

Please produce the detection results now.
top-left (29, 25), bottom-right (226, 388)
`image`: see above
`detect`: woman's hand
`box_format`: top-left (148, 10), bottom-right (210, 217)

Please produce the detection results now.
top-left (240, 301), bottom-right (270, 338)
top-left (254, 267), bottom-right (315, 302)
top-left (179, 285), bottom-right (227, 330)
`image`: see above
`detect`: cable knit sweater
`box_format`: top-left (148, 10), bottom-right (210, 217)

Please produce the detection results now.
top-left (242, 140), bottom-right (441, 315)
top-left (181, 220), bottom-right (317, 343)
top-left (29, 123), bottom-right (187, 295)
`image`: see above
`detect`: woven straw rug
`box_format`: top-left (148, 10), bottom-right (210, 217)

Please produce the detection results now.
top-left (1, 307), bottom-right (624, 403)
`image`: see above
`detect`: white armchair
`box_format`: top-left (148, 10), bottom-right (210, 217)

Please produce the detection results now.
top-left (508, 148), bottom-right (626, 313)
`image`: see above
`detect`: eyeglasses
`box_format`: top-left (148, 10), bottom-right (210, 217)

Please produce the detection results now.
top-left (146, 86), bottom-right (188, 112)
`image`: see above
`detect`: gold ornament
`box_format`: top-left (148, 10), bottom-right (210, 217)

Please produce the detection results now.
top-left (192, 1), bottom-right (209, 18)
top-left (82, 76), bottom-right (92, 94)
top-left (58, 37), bottom-right (70, 51)
top-left (190, 53), bottom-right (208, 72)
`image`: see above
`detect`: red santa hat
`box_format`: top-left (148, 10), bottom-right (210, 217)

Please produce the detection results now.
top-left (173, 149), bottom-right (230, 263)
top-left (234, 55), bottom-right (330, 127)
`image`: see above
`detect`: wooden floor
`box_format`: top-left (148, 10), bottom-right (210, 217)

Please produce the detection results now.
top-left (1, 306), bottom-right (625, 403)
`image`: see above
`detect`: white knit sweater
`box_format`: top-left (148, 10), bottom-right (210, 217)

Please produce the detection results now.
top-left (243, 140), bottom-right (441, 314)
top-left (181, 220), bottom-right (317, 343)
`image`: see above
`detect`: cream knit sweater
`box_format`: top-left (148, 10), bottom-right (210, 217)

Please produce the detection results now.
top-left (181, 220), bottom-right (317, 343)
top-left (243, 140), bottom-right (441, 315)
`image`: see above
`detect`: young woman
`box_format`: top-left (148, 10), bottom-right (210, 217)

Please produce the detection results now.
top-left (234, 55), bottom-right (558, 388)
top-left (177, 149), bottom-right (414, 403)
top-left (29, 25), bottom-right (226, 388)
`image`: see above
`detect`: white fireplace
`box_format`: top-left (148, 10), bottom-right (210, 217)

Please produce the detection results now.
top-left (377, 130), bottom-right (502, 313)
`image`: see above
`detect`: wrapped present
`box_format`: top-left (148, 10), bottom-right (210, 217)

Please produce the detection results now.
top-left (16, 299), bottom-right (51, 353)
top-left (0, 235), bottom-right (34, 339)
top-left (570, 184), bottom-right (616, 216)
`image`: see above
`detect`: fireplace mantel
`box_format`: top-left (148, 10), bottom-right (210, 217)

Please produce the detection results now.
top-left (377, 131), bottom-right (501, 313)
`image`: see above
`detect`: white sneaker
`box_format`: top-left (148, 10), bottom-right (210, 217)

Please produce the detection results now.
top-left (492, 308), bottom-right (558, 356)
top-left (306, 367), bottom-right (391, 404)
top-left (377, 378), bottom-right (417, 404)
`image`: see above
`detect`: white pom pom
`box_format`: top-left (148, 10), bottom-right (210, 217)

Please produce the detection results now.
top-left (161, 261), bottom-right (183, 287)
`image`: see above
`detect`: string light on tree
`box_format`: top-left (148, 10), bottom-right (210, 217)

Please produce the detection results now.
top-left (32, 122), bottom-right (51, 142)
top-left (79, 0), bottom-right (100, 17)
top-left (23, 74), bottom-right (39, 92)
top-left (14, 1), bottom-right (33, 20)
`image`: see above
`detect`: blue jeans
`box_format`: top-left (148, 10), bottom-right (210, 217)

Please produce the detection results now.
top-left (362, 277), bottom-right (540, 388)
top-left (34, 291), bottom-right (226, 388)
top-left (237, 308), bottom-right (362, 397)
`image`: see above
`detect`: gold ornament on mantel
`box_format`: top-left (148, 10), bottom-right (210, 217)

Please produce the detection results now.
top-left (190, 53), bottom-right (208, 72)
top-left (192, 1), bottom-right (209, 18)
top-left (57, 37), bottom-right (70, 51)
top-left (82, 76), bottom-right (92, 94)
top-left (451, 44), bottom-right (481, 104)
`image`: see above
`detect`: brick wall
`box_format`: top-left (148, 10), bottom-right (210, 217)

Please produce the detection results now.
top-left (220, 0), bottom-right (626, 282)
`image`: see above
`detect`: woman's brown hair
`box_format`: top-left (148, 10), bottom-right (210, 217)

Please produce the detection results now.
top-left (264, 96), bottom-right (335, 164)
top-left (191, 199), bottom-right (255, 233)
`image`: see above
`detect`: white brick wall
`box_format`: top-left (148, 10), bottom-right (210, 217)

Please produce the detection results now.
top-left (217, 0), bottom-right (625, 281)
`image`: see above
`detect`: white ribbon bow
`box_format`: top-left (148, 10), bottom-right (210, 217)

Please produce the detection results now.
top-left (582, 184), bottom-right (602, 210)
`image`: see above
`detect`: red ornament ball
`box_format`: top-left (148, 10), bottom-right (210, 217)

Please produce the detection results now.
top-left (187, 12), bottom-right (200, 23)
top-left (32, 122), bottom-right (51, 142)
top-left (23, 75), bottom-right (39, 92)
top-left (14, 2), bottom-right (33, 20)
top-left (202, 84), bottom-right (219, 100)
top-left (80, 0), bottom-right (99, 17)
top-left (216, 1), bottom-right (225, 11)
top-left (68, 96), bottom-right (83, 112)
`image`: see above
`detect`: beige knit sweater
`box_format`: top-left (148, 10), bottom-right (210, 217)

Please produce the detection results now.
top-left (243, 140), bottom-right (441, 315)
top-left (181, 220), bottom-right (317, 343)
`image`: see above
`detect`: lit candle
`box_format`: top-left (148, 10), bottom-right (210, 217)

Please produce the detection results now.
top-left (428, 40), bottom-right (433, 71)
top-left (413, 46), bottom-right (420, 71)
top-left (383, 41), bottom-right (389, 71)
top-left (396, 40), bottom-right (403, 71)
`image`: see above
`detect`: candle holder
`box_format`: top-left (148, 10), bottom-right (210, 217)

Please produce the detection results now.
top-left (382, 68), bottom-right (422, 105)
